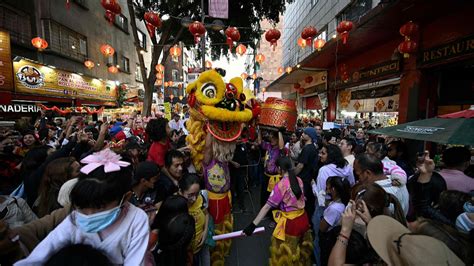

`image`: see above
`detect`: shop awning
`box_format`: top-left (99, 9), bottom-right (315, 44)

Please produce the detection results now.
top-left (266, 68), bottom-right (326, 93)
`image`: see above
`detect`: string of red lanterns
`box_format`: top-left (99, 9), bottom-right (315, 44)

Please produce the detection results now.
top-left (256, 53), bottom-right (265, 64)
top-left (265, 28), bottom-right (281, 51)
top-left (100, 44), bottom-right (115, 57)
top-left (301, 26), bottom-right (317, 44)
top-left (38, 104), bottom-right (105, 115)
top-left (313, 39), bottom-right (326, 51)
top-left (101, 0), bottom-right (121, 24)
top-left (170, 45), bottom-right (182, 61)
top-left (236, 44), bottom-right (247, 56)
top-left (188, 21), bottom-right (206, 44)
top-left (84, 60), bottom-right (95, 69)
top-left (398, 21), bottom-right (419, 58)
top-left (144, 11), bottom-right (162, 37)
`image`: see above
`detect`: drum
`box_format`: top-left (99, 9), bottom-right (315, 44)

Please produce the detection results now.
top-left (258, 97), bottom-right (297, 132)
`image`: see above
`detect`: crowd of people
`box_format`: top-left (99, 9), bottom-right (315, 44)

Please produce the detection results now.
top-left (0, 109), bottom-right (473, 266)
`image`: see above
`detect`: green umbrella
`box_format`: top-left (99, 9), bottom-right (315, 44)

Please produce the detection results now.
top-left (368, 106), bottom-right (474, 146)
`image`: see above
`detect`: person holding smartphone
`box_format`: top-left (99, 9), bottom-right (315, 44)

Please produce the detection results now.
top-left (406, 151), bottom-right (450, 223)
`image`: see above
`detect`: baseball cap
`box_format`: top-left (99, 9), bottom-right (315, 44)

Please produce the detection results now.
top-left (303, 127), bottom-right (318, 143)
top-left (367, 216), bottom-right (463, 266)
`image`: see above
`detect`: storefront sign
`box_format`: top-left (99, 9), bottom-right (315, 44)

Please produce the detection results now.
top-left (333, 60), bottom-right (400, 88)
top-left (0, 31), bottom-right (14, 91)
top-left (0, 104), bottom-right (41, 113)
top-left (397, 126), bottom-right (445, 135)
top-left (338, 85), bottom-right (400, 112)
top-left (14, 59), bottom-right (117, 101)
top-left (420, 34), bottom-right (474, 66)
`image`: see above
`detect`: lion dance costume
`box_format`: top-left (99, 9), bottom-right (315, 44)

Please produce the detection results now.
top-left (185, 70), bottom-right (253, 265)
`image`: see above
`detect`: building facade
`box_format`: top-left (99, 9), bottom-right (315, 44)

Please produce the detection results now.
top-left (0, 0), bottom-right (153, 119)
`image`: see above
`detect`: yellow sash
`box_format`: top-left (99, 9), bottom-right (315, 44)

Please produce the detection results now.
top-left (207, 190), bottom-right (232, 205)
top-left (272, 209), bottom-right (304, 241)
top-left (266, 173), bottom-right (281, 192)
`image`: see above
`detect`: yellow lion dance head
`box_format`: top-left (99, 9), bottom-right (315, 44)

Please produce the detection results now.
top-left (185, 69), bottom-right (253, 172)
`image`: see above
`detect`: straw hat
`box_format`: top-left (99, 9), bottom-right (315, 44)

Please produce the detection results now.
top-left (367, 216), bottom-right (463, 266)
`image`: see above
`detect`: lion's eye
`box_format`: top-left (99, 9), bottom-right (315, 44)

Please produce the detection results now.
top-left (201, 83), bottom-right (217, 98)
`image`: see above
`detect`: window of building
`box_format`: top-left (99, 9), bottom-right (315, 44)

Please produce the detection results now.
top-left (318, 26), bottom-right (328, 41)
top-left (121, 56), bottom-right (130, 73)
top-left (107, 52), bottom-right (118, 66)
top-left (114, 14), bottom-right (129, 33)
top-left (0, 5), bottom-right (32, 45)
top-left (135, 64), bottom-right (147, 82)
top-left (172, 69), bottom-right (179, 81)
top-left (336, 0), bottom-right (373, 23)
top-left (42, 19), bottom-right (87, 61)
top-left (137, 30), bottom-right (146, 50)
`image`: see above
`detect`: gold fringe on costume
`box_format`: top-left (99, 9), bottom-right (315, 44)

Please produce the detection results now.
top-left (210, 213), bottom-right (233, 266)
top-left (186, 117), bottom-right (206, 173)
top-left (269, 230), bottom-right (313, 266)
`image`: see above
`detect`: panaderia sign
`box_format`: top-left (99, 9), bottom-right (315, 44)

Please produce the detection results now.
top-left (14, 59), bottom-right (117, 102)
top-left (0, 104), bottom-right (41, 113)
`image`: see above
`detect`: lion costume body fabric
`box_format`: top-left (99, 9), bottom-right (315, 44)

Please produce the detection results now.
top-left (185, 70), bottom-right (253, 265)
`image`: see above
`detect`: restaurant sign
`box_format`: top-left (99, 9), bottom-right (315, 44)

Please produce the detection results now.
top-left (14, 59), bottom-right (117, 102)
top-left (420, 34), bottom-right (474, 67)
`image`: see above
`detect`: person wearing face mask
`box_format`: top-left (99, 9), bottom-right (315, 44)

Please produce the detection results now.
top-left (14, 149), bottom-right (149, 266)
top-left (178, 174), bottom-right (210, 266)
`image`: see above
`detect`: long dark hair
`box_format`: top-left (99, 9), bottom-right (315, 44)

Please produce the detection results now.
top-left (145, 118), bottom-right (169, 142)
top-left (324, 143), bottom-right (348, 168)
top-left (276, 156), bottom-right (302, 199)
top-left (326, 176), bottom-right (351, 205)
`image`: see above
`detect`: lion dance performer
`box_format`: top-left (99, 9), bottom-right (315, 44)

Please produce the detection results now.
top-left (243, 156), bottom-right (313, 265)
top-left (185, 69), bottom-right (253, 265)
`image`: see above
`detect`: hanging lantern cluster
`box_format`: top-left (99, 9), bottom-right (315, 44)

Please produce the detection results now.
top-left (313, 38), bottom-right (326, 51)
top-left (265, 28), bottom-right (281, 51)
top-left (256, 53), bottom-right (265, 64)
top-left (84, 60), bottom-right (95, 69)
top-left (155, 63), bottom-right (164, 80)
top-left (155, 64), bottom-right (165, 73)
top-left (100, 44), bottom-right (115, 57)
top-left (188, 21), bottom-right (206, 44)
top-left (31, 37), bottom-right (48, 51)
top-left (144, 11), bottom-right (162, 37)
top-left (101, 0), bottom-right (121, 24)
top-left (169, 45), bottom-right (182, 61)
top-left (225, 27), bottom-right (240, 49)
top-left (336, 20), bottom-right (353, 44)
top-left (398, 21), bottom-right (419, 58)
top-left (301, 26), bottom-right (317, 44)
top-left (236, 44), bottom-right (247, 56)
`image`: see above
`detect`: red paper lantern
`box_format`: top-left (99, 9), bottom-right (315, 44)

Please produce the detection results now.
top-left (156, 73), bottom-right (163, 80)
top-left (305, 76), bottom-right (313, 84)
top-left (299, 87), bottom-right (305, 94)
top-left (241, 73), bottom-right (248, 80)
top-left (101, 0), bottom-right (121, 23)
top-left (164, 81), bottom-right (169, 87)
top-left (155, 64), bottom-right (165, 73)
top-left (100, 44), bottom-right (115, 57)
top-left (31, 37), bottom-right (48, 50)
top-left (236, 44), bottom-right (247, 56)
top-left (301, 26), bottom-right (317, 43)
top-left (297, 38), bottom-right (308, 49)
top-left (313, 39), bottom-right (326, 51)
top-left (277, 67), bottom-right (283, 74)
top-left (225, 27), bottom-right (240, 49)
top-left (256, 53), bottom-right (265, 64)
top-left (294, 83), bottom-right (301, 90)
top-left (144, 12), bottom-right (162, 28)
top-left (286, 66), bottom-right (292, 74)
top-left (265, 28), bottom-right (281, 51)
top-left (108, 65), bottom-right (118, 73)
top-left (398, 40), bottom-right (418, 58)
top-left (399, 21), bottom-right (419, 40)
top-left (205, 60), bottom-right (212, 69)
top-left (169, 45), bottom-right (182, 61)
top-left (84, 60), bottom-right (95, 69)
top-left (336, 21), bottom-right (354, 44)
top-left (156, 79), bottom-right (163, 86)
top-left (188, 21), bottom-right (206, 44)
